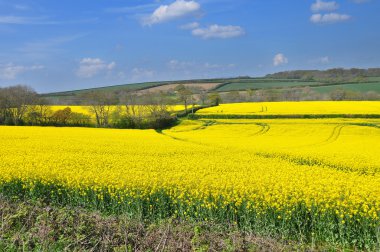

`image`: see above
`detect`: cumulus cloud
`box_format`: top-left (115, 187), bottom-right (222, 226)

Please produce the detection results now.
top-left (192, 24), bottom-right (245, 39)
top-left (76, 58), bottom-right (116, 78)
top-left (310, 13), bottom-right (351, 24)
top-left (0, 63), bottom-right (44, 80)
top-left (273, 53), bottom-right (288, 67)
top-left (311, 0), bottom-right (339, 12)
top-left (143, 0), bottom-right (200, 25)
top-left (180, 22), bottom-right (199, 30)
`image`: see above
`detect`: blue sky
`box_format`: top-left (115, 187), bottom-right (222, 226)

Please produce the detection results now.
top-left (0, 0), bottom-right (379, 93)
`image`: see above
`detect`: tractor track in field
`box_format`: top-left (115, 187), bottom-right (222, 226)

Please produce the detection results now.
top-left (324, 125), bottom-right (345, 144)
top-left (253, 151), bottom-right (379, 175)
top-left (348, 123), bottom-right (380, 129)
top-left (250, 123), bottom-right (270, 136)
top-left (170, 120), bottom-right (217, 133)
top-left (293, 124), bottom-right (346, 149)
top-left (155, 129), bottom-right (211, 147)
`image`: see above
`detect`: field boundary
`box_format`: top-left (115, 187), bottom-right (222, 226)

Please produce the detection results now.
top-left (213, 80), bottom-right (380, 92)
top-left (191, 114), bottom-right (380, 119)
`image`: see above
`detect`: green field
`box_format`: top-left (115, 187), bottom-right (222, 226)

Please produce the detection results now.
top-left (41, 78), bottom-right (259, 97)
top-left (368, 77), bottom-right (380, 82)
top-left (215, 81), bottom-right (320, 91)
top-left (312, 82), bottom-right (380, 93)
top-left (41, 81), bottom-right (168, 97)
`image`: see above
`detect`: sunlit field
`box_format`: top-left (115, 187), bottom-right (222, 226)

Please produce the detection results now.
top-left (197, 101), bottom-right (380, 115)
top-left (1, 102), bottom-right (380, 248)
top-left (50, 105), bottom-right (192, 115)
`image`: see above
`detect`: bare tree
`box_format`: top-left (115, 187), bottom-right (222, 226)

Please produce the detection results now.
top-left (0, 85), bottom-right (37, 125)
top-left (246, 89), bottom-right (255, 101)
top-left (198, 88), bottom-right (208, 105)
top-left (27, 97), bottom-right (52, 125)
top-left (81, 91), bottom-right (117, 127)
top-left (175, 84), bottom-right (193, 113)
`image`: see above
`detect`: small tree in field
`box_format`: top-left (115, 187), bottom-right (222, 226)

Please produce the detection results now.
top-left (208, 92), bottom-right (221, 106)
top-left (81, 91), bottom-right (118, 127)
top-left (175, 84), bottom-right (193, 113)
top-left (0, 85), bottom-right (37, 125)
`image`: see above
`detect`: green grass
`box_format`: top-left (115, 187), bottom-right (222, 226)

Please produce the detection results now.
top-left (41, 82), bottom-right (166, 97)
top-left (1, 179), bottom-right (379, 250)
top-left (312, 82), bottom-right (380, 93)
top-left (41, 78), bottom-right (258, 97)
top-left (2, 195), bottom-right (346, 252)
top-left (216, 81), bottom-right (320, 92)
top-left (368, 77), bottom-right (380, 82)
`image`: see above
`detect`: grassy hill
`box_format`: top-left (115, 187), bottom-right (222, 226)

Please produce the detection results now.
top-left (41, 73), bottom-right (380, 105)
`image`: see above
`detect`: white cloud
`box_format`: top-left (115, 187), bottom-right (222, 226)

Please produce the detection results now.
top-left (76, 58), bottom-right (116, 78)
top-left (180, 22), bottom-right (199, 30)
top-left (273, 53), bottom-right (288, 66)
top-left (192, 24), bottom-right (245, 39)
top-left (311, 0), bottom-right (339, 12)
top-left (0, 63), bottom-right (44, 80)
top-left (143, 0), bottom-right (200, 25)
top-left (310, 13), bottom-right (351, 24)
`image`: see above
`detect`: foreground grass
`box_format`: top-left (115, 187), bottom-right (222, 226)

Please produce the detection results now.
top-left (0, 196), bottom-right (361, 252)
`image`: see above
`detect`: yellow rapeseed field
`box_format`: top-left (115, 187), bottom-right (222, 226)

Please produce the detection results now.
top-left (197, 101), bottom-right (380, 115)
top-left (1, 102), bottom-right (380, 247)
top-left (50, 105), bottom-right (193, 115)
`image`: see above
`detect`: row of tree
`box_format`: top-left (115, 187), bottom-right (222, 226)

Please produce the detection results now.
top-left (220, 87), bottom-right (380, 103)
top-left (2, 84), bottom-right (378, 128)
top-left (0, 85), bottom-right (92, 126)
top-left (0, 84), bottom-right (221, 129)
top-left (266, 68), bottom-right (380, 82)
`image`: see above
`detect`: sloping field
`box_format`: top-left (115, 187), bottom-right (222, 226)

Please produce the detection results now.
top-left (311, 82), bottom-right (380, 93)
top-left (1, 101), bottom-right (380, 248)
top-left (215, 80), bottom-right (320, 91)
top-left (1, 116), bottom-right (380, 248)
top-left (196, 101), bottom-right (380, 115)
top-left (166, 118), bottom-right (380, 174)
top-left (138, 83), bottom-right (221, 93)
top-left (42, 82), bottom-right (166, 97)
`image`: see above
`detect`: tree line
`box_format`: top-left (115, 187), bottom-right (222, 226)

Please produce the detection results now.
top-left (0, 85), bottom-right (92, 127)
top-left (220, 87), bottom-right (380, 103)
top-left (265, 68), bottom-right (380, 83)
top-left (0, 84), bottom-right (221, 129)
